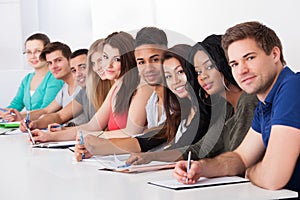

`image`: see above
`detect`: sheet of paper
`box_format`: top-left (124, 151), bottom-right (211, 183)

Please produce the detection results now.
top-left (148, 176), bottom-right (249, 190)
top-left (0, 127), bottom-right (17, 135)
top-left (73, 154), bottom-right (130, 168)
top-left (32, 140), bottom-right (77, 148)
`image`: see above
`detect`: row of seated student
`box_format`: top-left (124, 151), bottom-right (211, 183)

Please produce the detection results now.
top-left (1, 23), bottom-right (299, 196)
top-left (0, 38), bottom-right (88, 126)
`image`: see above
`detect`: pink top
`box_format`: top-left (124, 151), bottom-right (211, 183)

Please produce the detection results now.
top-left (107, 86), bottom-right (129, 131)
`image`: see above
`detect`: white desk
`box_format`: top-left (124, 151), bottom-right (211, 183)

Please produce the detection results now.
top-left (0, 134), bottom-right (298, 200)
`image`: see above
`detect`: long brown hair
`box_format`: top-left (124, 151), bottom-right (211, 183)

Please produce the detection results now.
top-left (103, 32), bottom-right (139, 114)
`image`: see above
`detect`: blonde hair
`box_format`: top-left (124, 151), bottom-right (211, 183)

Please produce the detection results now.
top-left (86, 39), bottom-right (113, 110)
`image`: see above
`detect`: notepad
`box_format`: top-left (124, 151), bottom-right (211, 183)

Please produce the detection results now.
top-left (97, 154), bottom-right (176, 173)
top-left (148, 176), bottom-right (249, 190)
top-left (32, 140), bottom-right (77, 148)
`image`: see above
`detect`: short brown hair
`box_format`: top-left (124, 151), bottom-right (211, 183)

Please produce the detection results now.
top-left (222, 21), bottom-right (286, 65)
top-left (40, 41), bottom-right (71, 61)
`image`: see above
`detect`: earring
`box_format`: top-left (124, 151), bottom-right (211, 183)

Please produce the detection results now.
top-left (222, 77), bottom-right (230, 91)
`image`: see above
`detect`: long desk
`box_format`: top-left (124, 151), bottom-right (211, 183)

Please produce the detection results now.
top-left (0, 133), bottom-right (298, 200)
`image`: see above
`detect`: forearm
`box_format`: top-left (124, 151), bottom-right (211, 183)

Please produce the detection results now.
top-left (246, 161), bottom-right (288, 190)
top-left (87, 137), bottom-right (141, 156)
top-left (200, 152), bottom-right (246, 178)
top-left (34, 113), bottom-right (63, 129)
top-left (50, 127), bottom-right (78, 141)
top-left (102, 126), bottom-right (145, 139)
top-left (29, 109), bottom-right (47, 120)
top-left (152, 150), bottom-right (184, 162)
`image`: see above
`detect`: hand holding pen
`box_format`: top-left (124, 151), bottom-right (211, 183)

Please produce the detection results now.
top-left (75, 131), bottom-right (92, 162)
top-left (24, 111), bottom-right (36, 145)
top-left (186, 151), bottom-right (192, 183)
top-left (79, 131), bottom-right (85, 159)
top-left (25, 111), bottom-right (30, 128)
top-left (48, 123), bottom-right (64, 132)
top-left (173, 152), bottom-right (203, 184)
top-left (0, 108), bottom-right (20, 122)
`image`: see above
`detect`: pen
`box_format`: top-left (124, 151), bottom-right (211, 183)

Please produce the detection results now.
top-left (79, 131), bottom-right (85, 159)
top-left (0, 108), bottom-right (16, 117)
top-left (27, 128), bottom-right (36, 145)
top-left (49, 124), bottom-right (65, 129)
top-left (117, 163), bottom-right (131, 168)
top-left (25, 110), bottom-right (30, 128)
top-left (186, 151), bottom-right (191, 183)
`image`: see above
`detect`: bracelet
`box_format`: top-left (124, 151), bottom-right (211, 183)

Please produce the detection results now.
top-left (96, 130), bottom-right (104, 137)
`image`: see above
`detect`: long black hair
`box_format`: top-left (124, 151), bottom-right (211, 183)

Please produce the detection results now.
top-left (188, 35), bottom-right (240, 104)
top-left (155, 44), bottom-right (211, 144)
top-left (103, 32), bottom-right (139, 114)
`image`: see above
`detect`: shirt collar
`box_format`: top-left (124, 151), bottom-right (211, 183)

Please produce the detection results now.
top-left (264, 66), bottom-right (293, 104)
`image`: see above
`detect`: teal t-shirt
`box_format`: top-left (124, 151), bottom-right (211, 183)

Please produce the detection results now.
top-left (7, 71), bottom-right (64, 111)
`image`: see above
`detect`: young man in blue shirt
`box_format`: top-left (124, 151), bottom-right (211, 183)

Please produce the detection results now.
top-left (173, 21), bottom-right (300, 196)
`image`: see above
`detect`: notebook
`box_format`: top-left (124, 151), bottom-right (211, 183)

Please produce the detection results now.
top-left (148, 176), bottom-right (249, 190)
top-left (0, 121), bottom-right (20, 128)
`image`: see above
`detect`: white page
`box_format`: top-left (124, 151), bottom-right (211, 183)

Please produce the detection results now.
top-left (32, 140), bottom-right (77, 148)
top-left (73, 154), bottom-right (131, 168)
top-left (148, 176), bottom-right (249, 190)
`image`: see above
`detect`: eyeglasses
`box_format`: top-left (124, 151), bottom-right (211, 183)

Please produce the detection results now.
top-left (23, 50), bottom-right (42, 57)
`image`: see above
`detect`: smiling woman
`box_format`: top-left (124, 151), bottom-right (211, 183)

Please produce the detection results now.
top-left (0, 33), bottom-right (64, 119)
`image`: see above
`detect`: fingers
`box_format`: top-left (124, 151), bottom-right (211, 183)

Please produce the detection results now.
top-left (126, 154), bottom-right (139, 165)
top-left (19, 121), bottom-right (27, 132)
top-left (31, 129), bottom-right (41, 136)
top-left (28, 121), bottom-right (36, 129)
top-left (8, 109), bottom-right (22, 121)
top-left (48, 123), bottom-right (62, 132)
top-left (74, 143), bottom-right (88, 162)
top-left (173, 161), bottom-right (199, 184)
top-left (173, 161), bottom-right (188, 181)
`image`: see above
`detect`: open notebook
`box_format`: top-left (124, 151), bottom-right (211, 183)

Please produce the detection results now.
top-left (148, 176), bottom-right (249, 190)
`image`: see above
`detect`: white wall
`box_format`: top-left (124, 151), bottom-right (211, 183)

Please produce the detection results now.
top-left (2, 0), bottom-right (300, 71)
top-left (90, 0), bottom-right (300, 71)
top-left (0, 0), bottom-right (23, 70)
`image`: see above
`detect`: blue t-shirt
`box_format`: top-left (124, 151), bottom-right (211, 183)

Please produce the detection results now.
top-left (252, 67), bottom-right (300, 193)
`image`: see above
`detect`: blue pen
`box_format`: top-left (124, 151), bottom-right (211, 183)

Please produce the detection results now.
top-left (50, 124), bottom-right (64, 129)
top-left (25, 111), bottom-right (30, 128)
top-left (79, 131), bottom-right (85, 159)
top-left (117, 163), bottom-right (131, 168)
top-left (0, 108), bottom-right (16, 117)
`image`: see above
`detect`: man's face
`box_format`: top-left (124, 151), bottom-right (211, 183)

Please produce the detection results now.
top-left (70, 54), bottom-right (87, 87)
top-left (46, 50), bottom-right (71, 81)
top-left (228, 38), bottom-right (279, 99)
top-left (134, 44), bottom-right (165, 86)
